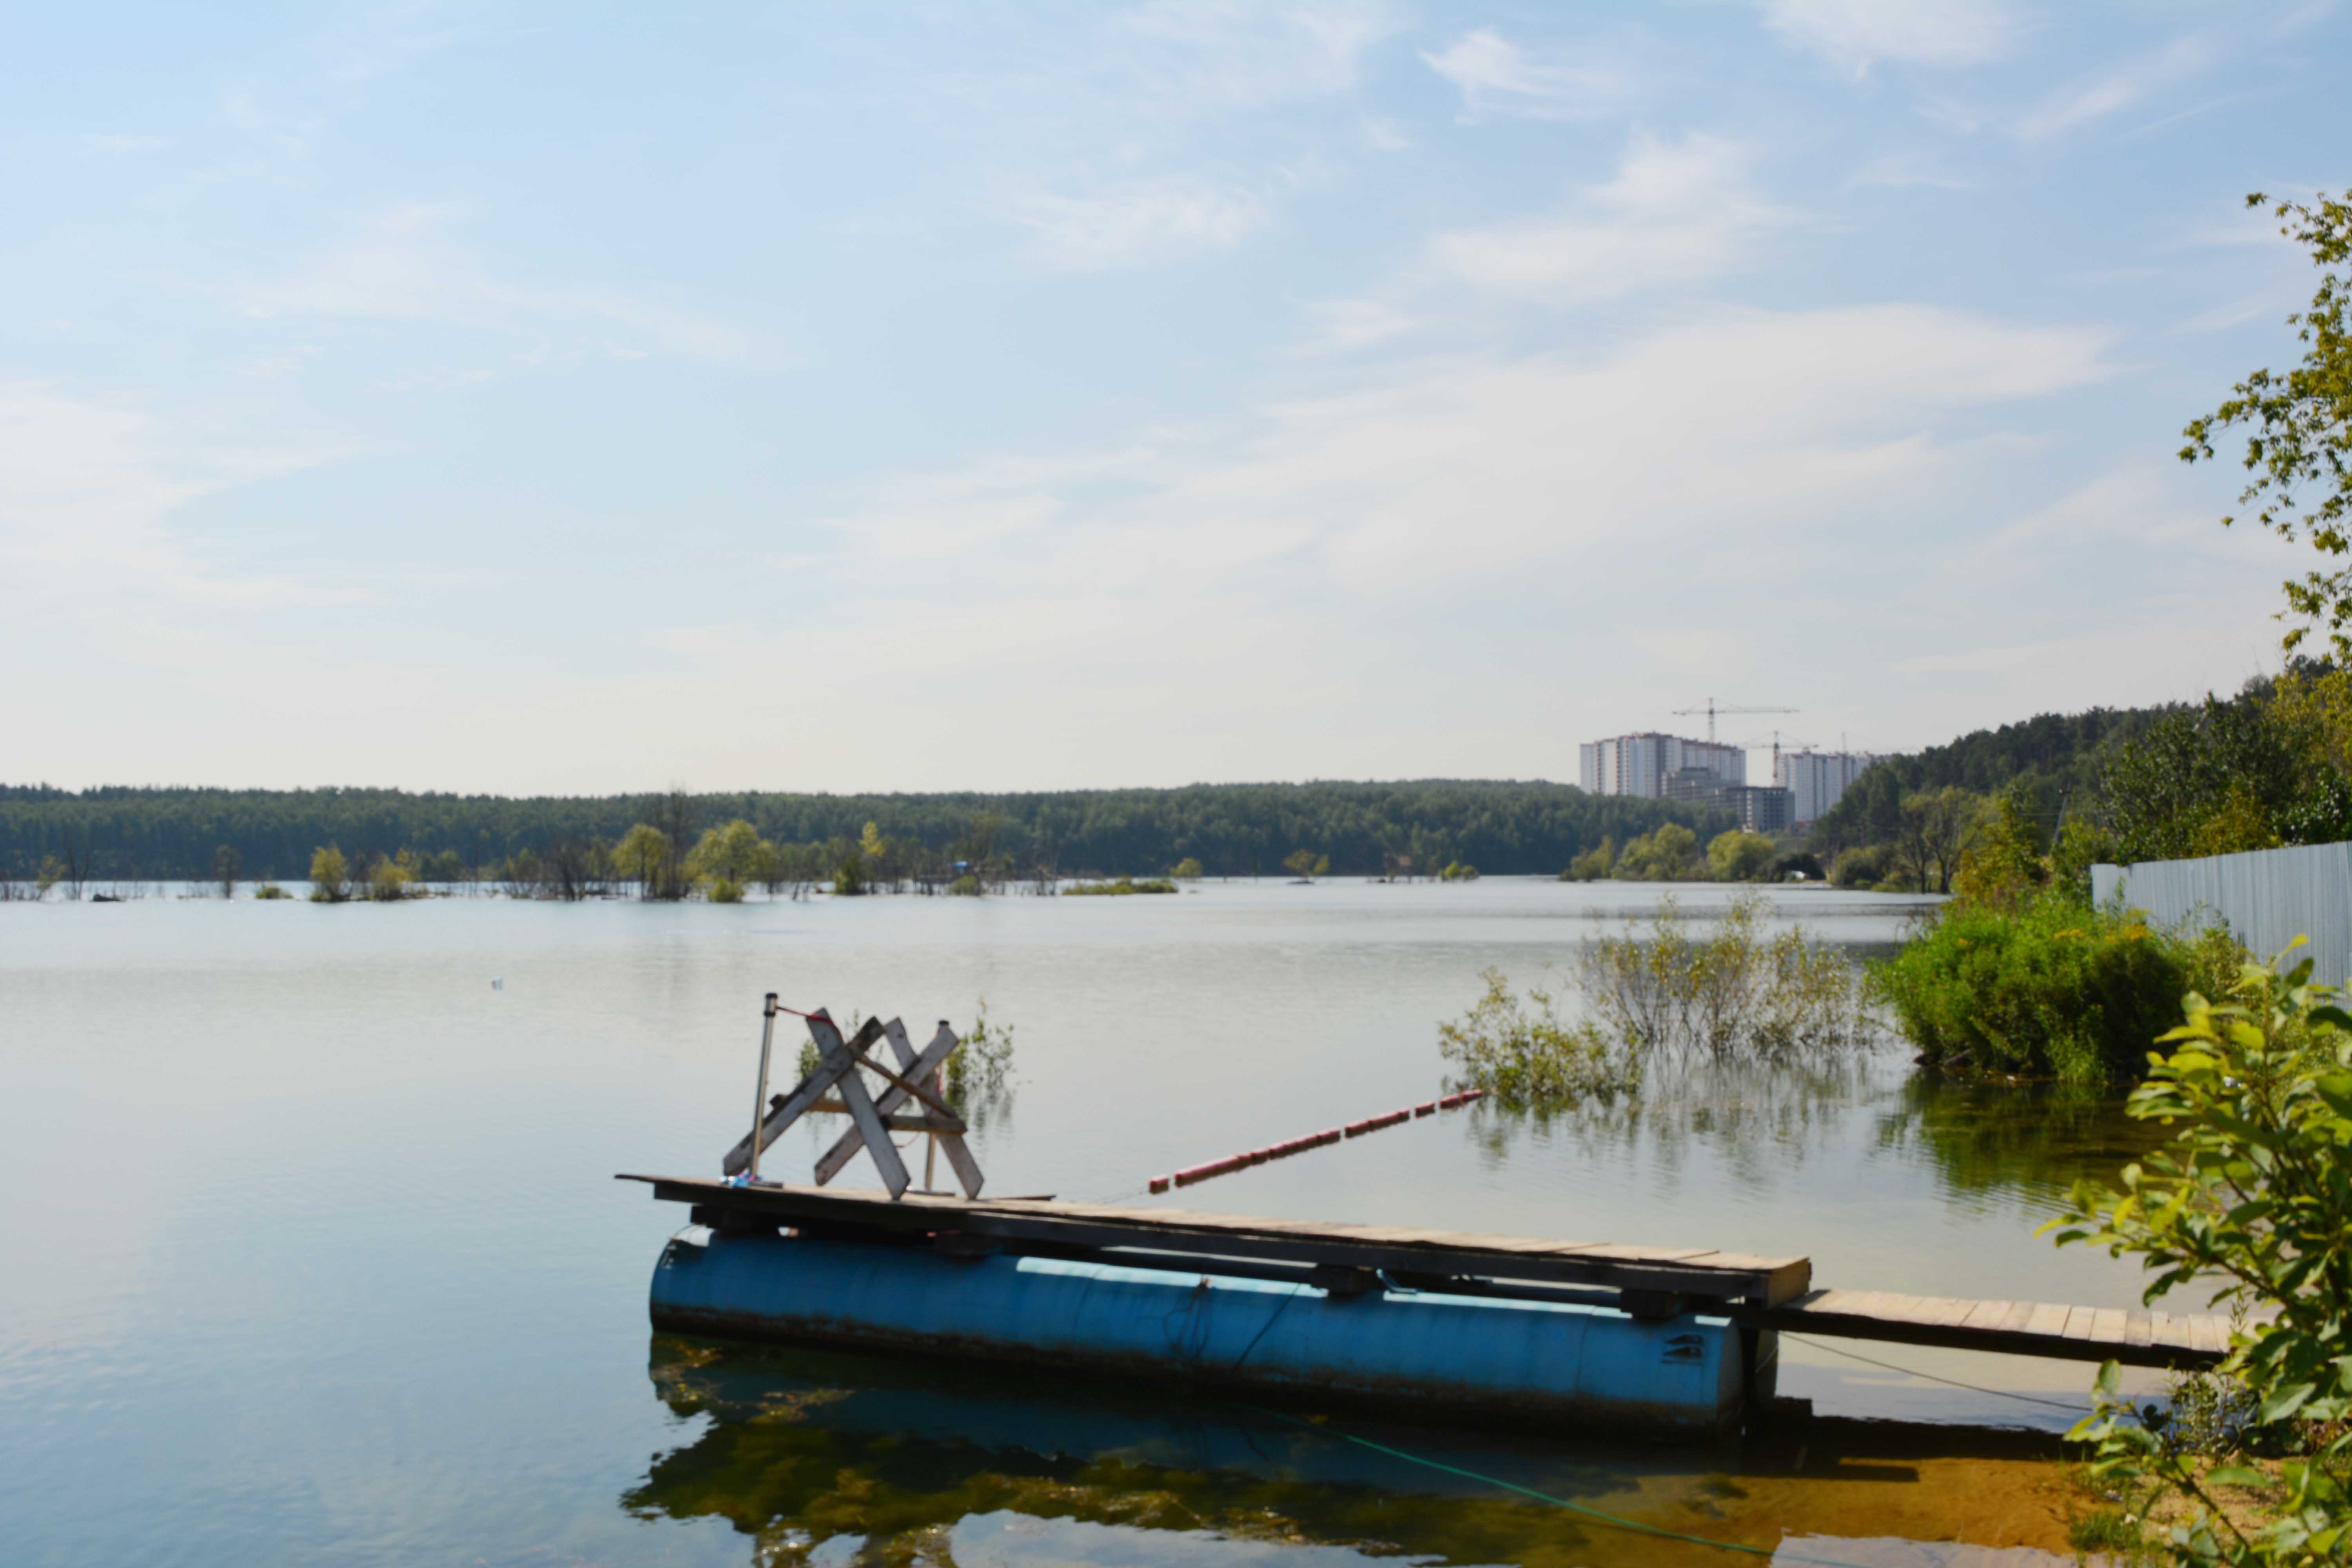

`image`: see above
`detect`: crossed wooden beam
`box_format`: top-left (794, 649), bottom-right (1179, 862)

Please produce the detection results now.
top-left (720, 1004), bottom-right (982, 1200)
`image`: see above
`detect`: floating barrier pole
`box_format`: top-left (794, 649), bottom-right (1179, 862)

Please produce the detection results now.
top-left (1148, 1089), bottom-right (1485, 1193)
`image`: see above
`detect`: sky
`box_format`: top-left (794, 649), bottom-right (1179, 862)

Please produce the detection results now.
top-left (2, 0), bottom-right (2346, 796)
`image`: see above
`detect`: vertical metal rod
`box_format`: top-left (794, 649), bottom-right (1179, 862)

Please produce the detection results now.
top-left (748, 993), bottom-right (779, 1183)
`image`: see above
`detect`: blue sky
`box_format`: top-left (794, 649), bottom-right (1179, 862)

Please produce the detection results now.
top-left (3, 1), bottom-right (2345, 794)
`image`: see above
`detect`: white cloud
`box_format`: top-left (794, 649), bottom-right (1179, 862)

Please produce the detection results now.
top-left (1421, 28), bottom-right (1633, 121)
top-left (0, 384), bottom-right (353, 623)
top-left (2014, 33), bottom-right (2216, 141)
top-left (224, 202), bottom-right (747, 360)
top-left (1760, 0), bottom-right (2017, 77)
top-left (1115, 0), bottom-right (1401, 112)
top-left (1007, 176), bottom-right (1272, 271)
top-left (659, 304), bottom-right (2112, 713)
top-left (1424, 132), bottom-right (1792, 303)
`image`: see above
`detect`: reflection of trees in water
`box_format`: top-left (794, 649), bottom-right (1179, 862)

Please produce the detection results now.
top-left (1460, 1047), bottom-right (2162, 1213)
top-left (1463, 1053), bottom-right (1883, 1189)
top-left (1871, 1076), bottom-right (2164, 1216)
top-left (627, 1339), bottom-right (1653, 1566)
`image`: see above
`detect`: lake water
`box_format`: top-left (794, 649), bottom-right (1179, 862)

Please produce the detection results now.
top-left (0, 880), bottom-right (2178, 1566)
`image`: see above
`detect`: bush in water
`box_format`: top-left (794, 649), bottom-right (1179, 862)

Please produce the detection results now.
top-left (1439, 892), bottom-right (1875, 1109)
top-left (1871, 889), bottom-right (2241, 1080)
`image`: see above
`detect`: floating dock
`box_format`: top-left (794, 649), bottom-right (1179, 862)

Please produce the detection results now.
top-left (622, 1177), bottom-right (2236, 1434)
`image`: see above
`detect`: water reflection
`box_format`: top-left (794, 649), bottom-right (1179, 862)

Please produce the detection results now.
top-left (1871, 1077), bottom-right (2165, 1217)
top-left (1455, 1042), bottom-right (2154, 1221)
top-left (628, 1338), bottom-right (2085, 1568)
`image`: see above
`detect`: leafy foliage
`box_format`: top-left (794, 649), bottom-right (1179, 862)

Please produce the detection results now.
top-left (1706, 829), bottom-right (1778, 882)
top-left (2102, 697), bottom-right (2343, 864)
top-left (2182, 192), bottom-right (2352, 660)
top-left (1436, 969), bottom-right (1621, 1110)
top-left (1811, 702), bottom-right (2183, 855)
top-left (1871, 890), bottom-right (2242, 1080)
top-left (1614, 821), bottom-right (1701, 880)
top-left (2048, 951), bottom-right (2352, 1566)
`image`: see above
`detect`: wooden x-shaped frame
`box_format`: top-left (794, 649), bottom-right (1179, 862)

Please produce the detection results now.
top-left (720, 1009), bottom-right (982, 1200)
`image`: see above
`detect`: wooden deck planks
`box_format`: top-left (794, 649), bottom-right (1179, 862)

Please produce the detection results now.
top-left (1754, 1288), bottom-right (2232, 1369)
top-left (624, 1174), bottom-right (1813, 1303)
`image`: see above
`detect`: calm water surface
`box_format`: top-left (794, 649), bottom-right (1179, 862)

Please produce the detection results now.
top-left (0, 880), bottom-right (2175, 1566)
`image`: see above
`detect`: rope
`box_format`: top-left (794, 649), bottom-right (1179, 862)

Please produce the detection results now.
top-left (1241, 1403), bottom-right (1878, 1568)
top-left (1777, 1334), bottom-right (2089, 1413)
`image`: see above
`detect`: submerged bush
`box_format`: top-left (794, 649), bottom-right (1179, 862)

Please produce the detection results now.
top-left (1576, 892), bottom-right (1877, 1067)
top-left (1065, 877), bottom-right (1176, 895)
top-left (1439, 892), bottom-right (1874, 1109)
top-left (1437, 969), bottom-right (1622, 1109)
top-left (1871, 890), bottom-right (2241, 1080)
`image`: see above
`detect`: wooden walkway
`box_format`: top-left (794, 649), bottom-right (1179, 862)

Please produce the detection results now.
top-left (1745, 1289), bottom-right (2234, 1369)
top-left (624, 1176), bottom-right (2234, 1370)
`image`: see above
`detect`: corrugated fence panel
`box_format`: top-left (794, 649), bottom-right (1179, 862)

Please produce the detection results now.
top-left (2093, 842), bottom-right (2352, 984)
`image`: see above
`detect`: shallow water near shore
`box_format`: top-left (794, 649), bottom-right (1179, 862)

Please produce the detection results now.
top-left (0, 879), bottom-right (2178, 1565)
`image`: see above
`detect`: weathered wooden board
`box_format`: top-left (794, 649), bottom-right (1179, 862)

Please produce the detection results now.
top-left (1751, 1287), bottom-right (2230, 1369)
top-left (621, 1175), bottom-right (1813, 1305)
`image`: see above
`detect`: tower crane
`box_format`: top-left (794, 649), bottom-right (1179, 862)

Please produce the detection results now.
top-left (1672, 698), bottom-right (1796, 744)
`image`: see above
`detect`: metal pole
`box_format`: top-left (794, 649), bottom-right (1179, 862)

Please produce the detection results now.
top-left (747, 993), bottom-right (779, 1183)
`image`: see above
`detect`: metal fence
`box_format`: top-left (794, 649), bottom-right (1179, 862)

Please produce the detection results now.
top-left (2092, 842), bottom-right (2352, 984)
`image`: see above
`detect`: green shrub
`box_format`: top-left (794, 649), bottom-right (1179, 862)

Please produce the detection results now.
top-left (947, 874), bottom-right (981, 896)
top-left (1560, 837), bottom-right (1615, 881)
top-left (2047, 947), bottom-right (2352, 1566)
top-left (1871, 891), bottom-right (2241, 1080)
top-left (1437, 968), bottom-right (1622, 1109)
top-left (1065, 877), bottom-right (1176, 895)
top-left (1439, 861), bottom-right (1479, 881)
top-left (253, 883), bottom-right (290, 900)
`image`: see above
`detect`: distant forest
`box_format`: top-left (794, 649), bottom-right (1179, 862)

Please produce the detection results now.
top-left (0, 780), bottom-right (1734, 883)
top-left (1806, 701), bottom-right (2187, 852)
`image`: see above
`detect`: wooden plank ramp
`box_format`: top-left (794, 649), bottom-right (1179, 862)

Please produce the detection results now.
top-left (1739, 1289), bottom-right (2238, 1370)
top-left (622, 1176), bottom-right (2235, 1368)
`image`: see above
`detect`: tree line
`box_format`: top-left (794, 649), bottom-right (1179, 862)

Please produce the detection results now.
top-left (0, 779), bottom-right (1733, 891)
top-left (1804, 663), bottom-right (2352, 892)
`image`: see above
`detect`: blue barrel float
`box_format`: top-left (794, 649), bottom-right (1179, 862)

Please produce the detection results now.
top-left (649, 1229), bottom-right (1772, 1436)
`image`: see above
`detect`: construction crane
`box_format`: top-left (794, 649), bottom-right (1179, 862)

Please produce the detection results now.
top-left (1673, 698), bottom-right (1796, 744)
top-left (1735, 730), bottom-right (1814, 777)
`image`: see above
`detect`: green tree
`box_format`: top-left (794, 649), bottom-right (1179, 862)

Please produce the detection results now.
top-left (1706, 829), bottom-right (1777, 882)
top-left (1170, 856), bottom-right (1203, 880)
top-left (309, 844), bottom-right (351, 902)
top-left (687, 819), bottom-right (775, 901)
top-left (367, 851), bottom-right (416, 901)
top-left (1561, 837), bottom-right (1615, 881)
top-left (1892, 786), bottom-right (1980, 894)
top-left (2182, 191), bottom-right (2352, 658)
top-left (212, 843), bottom-right (241, 899)
top-left (2048, 951), bottom-right (2352, 1564)
top-left (1616, 822), bottom-right (1699, 880)
top-left (2101, 698), bottom-right (2345, 864)
top-left (612, 824), bottom-right (674, 900)
top-left (1281, 848), bottom-right (1329, 880)
top-left (1951, 792), bottom-right (2046, 909)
